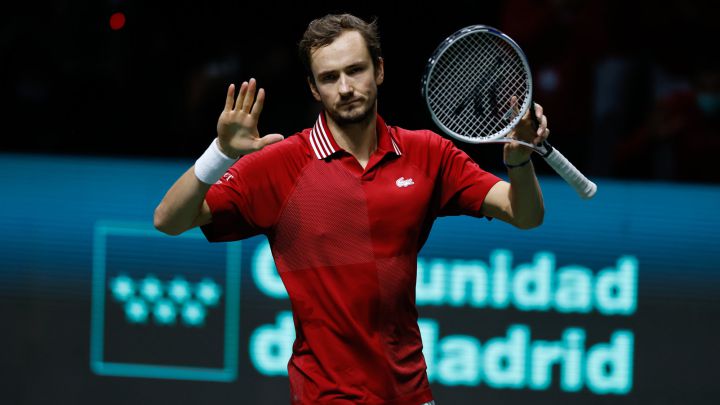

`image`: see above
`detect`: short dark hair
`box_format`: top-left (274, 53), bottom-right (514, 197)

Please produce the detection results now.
top-left (298, 14), bottom-right (382, 83)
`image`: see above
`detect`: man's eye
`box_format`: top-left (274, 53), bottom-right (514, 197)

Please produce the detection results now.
top-left (321, 75), bottom-right (337, 82)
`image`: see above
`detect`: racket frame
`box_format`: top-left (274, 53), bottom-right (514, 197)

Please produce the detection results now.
top-left (421, 25), bottom-right (597, 199)
top-left (421, 25), bottom-right (534, 144)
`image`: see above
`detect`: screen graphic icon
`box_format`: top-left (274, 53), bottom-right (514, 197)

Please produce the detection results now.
top-left (90, 221), bottom-right (240, 381)
top-left (109, 274), bottom-right (221, 327)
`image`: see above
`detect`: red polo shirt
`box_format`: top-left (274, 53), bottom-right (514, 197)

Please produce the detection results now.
top-left (201, 113), bottom-right (501, 404)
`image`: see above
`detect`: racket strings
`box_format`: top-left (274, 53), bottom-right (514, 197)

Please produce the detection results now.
top-left (426, 32), bottom-right (530, 141)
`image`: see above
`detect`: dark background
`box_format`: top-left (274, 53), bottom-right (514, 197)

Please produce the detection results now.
top-left (2, 0), bottom-right (719, 182)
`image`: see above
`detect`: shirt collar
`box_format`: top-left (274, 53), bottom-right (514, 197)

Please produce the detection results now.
top-left (309, 112), bottom-right (403, 160)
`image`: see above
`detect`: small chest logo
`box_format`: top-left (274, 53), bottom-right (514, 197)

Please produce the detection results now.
top-left (395, 177), bottom-right (415, 188)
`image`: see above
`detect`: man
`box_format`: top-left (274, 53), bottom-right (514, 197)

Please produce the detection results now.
top-left (155, 14), bottom-right (547, 405)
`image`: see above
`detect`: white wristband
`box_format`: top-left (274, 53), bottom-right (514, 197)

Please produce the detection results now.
top-left (194, 138), bottom-right (239, 184)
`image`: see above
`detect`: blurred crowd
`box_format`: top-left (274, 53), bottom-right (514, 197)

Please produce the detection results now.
top-left (2, 0), bottom-right (718, 183)
top-left (498, 0), bottom-right (719, 183)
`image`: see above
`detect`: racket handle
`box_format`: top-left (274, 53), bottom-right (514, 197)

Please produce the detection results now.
top-left (541, 146), bottom-right (597, 199)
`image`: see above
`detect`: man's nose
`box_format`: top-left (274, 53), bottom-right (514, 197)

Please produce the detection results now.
top-left (338, 74), bottom-right (353, 96)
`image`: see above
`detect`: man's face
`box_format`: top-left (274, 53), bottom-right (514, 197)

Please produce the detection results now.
top-left (308, 30), bottom-right (384, 126)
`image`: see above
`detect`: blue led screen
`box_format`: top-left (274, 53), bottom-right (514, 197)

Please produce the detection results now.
top-left (2, 153), bottom-right (719, 404)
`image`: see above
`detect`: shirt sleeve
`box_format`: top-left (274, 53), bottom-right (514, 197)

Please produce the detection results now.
top-left (200, 164), bottom-right (259, 242)
top-left (200, 144), bottom-right (295, 242)
top-left (436, 135), bottom-right (503, 218)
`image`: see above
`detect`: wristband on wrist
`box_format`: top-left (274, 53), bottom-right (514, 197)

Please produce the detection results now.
top-left (194, 138), bottom-right (239, 184)
top-left (503, 157), bottom-right (532, 169)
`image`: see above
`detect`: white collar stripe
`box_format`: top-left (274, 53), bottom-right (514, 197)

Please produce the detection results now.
top-left (308, 128), bottom-right (323, 159)
top-left (391, 138), bottom-right (402, 155)
top-left (316, 119), bottom-right (336, 154)
top-left (310, 113), bottom-right (402, 159)
top-left (312, 122), bottom-right (331, 157)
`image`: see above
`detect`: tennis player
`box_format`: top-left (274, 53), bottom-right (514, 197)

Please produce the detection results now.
top-left (155, 13), bottom-right (548, 405)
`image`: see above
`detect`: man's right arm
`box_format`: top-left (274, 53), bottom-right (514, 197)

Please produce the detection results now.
top-left (153, 166), bottom-right (213, 235)
top-left (154, 79), bottom-right (283, 236)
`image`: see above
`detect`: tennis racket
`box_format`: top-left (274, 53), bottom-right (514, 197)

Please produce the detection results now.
top-left (422, 25), bottom-right (597, 199)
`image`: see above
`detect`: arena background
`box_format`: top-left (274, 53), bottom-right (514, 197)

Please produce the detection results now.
top-left (2, 1), bottom-right (719, 404)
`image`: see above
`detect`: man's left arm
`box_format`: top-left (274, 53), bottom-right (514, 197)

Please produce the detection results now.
top-left (481, 102), bottom-right (549, 229)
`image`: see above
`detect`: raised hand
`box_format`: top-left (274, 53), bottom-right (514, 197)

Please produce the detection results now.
top-left (216, 78), bottom-right (284, 158)
top-left (505, 97), bottom-right (550, 164)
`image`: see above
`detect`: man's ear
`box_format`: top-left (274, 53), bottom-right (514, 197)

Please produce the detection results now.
top-left (375, 57), bottom-right (385, 86)
top-left (307, 77), bottom-right (321, 101)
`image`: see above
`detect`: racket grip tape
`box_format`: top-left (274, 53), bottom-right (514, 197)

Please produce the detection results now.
top-left (542, 147), bottom-right (597, 199)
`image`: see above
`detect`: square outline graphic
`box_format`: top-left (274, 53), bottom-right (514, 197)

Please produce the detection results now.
top-left (90, 221), bottom-right (240, 382)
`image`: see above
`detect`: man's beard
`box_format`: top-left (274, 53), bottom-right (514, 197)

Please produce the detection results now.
top-left (326, 95), bottom-right (376, 126)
